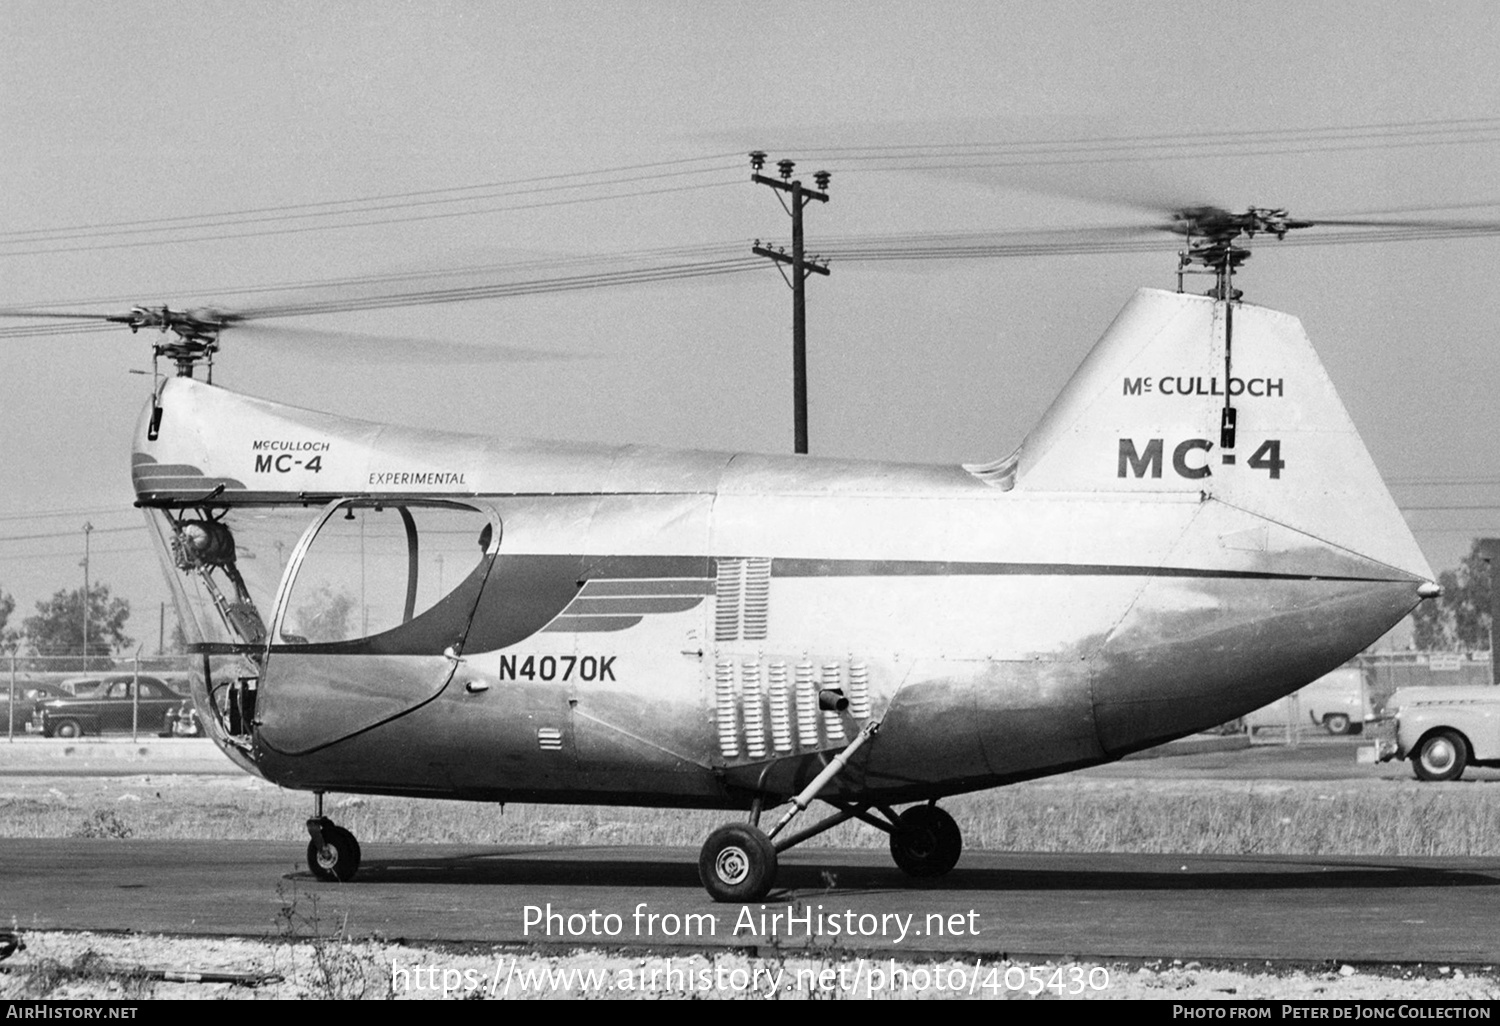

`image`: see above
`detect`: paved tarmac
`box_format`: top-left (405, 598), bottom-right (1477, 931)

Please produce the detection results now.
top-left (4, 838), bottom-right (1498, 964)
top-left (5, 733), bottom-right (1499, 964)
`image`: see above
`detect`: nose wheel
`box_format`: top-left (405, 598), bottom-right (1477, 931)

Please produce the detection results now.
top-left (307, 819), bottom-right (361, 881)
top-left (306, 794), bottom-right (362, 882)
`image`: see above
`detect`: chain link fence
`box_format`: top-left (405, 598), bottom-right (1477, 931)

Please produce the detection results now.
top-left (4, 652), bottom-right (198, 742)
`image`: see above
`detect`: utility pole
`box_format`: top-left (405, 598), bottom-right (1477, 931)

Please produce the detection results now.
top-left (81, 521), bottom-right (93, 669)
top-left (1480, 538), bottom-right (1500, 685)
top-left (750, 152), bottom-right (831, 455)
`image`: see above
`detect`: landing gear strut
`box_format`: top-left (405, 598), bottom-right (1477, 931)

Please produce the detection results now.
top-left (306, 792), bottom-right (362, 882)
top-left (696, 722), bottom-right (965, 902)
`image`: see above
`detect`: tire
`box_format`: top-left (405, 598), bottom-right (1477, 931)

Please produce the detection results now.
top-left (890, 804), bottom-right (963, 878)
top-left (307, 824), bottom-right (362, 882)
top-left (1413, 730), bottom-right (1468, 782)
top-left (1324, 713), bottom-right (1352, 736)
top-left (52, 719), bottom-right (83, 739)
top-left (698, 823), bottom-right (777, 903)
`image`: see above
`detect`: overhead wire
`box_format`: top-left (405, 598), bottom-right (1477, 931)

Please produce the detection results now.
top-left (5, 213), bottom-right (1500, 339)
top-left (0, 505), bottom-right (139, 522)
top-left (7, 115), bottom-right (1500, 257)
top-left (0, 179), bottom-right (748, 258)
top-left (0, 165), bottom-right (744, 247)
top-left (0, 151), bottom-right (749, 240)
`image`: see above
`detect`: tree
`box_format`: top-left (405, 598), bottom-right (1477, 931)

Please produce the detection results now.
top-left (23, 583), bottom-right (133, 668)
top-left (0, 587), bottom-right (16, 655)
top-left (1411, 540), bottom-right (1493, 651)
top-left (289, 584), bottom-right (355, 643)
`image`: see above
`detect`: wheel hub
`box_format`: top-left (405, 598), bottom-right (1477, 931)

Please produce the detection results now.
top-left (714, 845), bottom-right (750, 885)
top-left (1425, 740), bottom-right (1455, 770)
top-left (900, 828), bottom-right (938, 859)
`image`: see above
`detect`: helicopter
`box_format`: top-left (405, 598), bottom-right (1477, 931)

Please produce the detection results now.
top-left (1, 204), bottom-right (1447, 903)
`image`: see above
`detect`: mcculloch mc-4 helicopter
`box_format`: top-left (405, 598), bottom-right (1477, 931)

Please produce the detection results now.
top-left (3, 202), bottom-right (1443, 902)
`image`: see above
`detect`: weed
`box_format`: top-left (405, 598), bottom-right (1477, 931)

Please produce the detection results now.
top-left (12, 948), bottom-right (151, 999)
top-left (273, 880), bottom-right (388, 1000)
top-left (70, 809), bottom-right (131, 839)
top-left (11, 774), bottom-right (1500, 857)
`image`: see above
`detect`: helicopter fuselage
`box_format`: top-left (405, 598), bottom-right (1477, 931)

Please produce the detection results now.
top-left (135, 288), bottom-right (1432, 813)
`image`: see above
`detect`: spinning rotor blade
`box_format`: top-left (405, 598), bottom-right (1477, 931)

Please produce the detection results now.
top-left (0, 304), bottom-right (591, 363)
top-left (228, 322), bottom-right (592, 364)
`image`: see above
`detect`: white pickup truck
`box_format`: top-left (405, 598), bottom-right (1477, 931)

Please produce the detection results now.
top-left (1369, 685), bottom-right (1500, 781)
top-left (1241, 667), bottom-right (1369, 736)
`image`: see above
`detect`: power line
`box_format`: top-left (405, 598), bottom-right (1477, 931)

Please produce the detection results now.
top-left (1400, 504), bottom-right (1500, 511)
top-left (9, 114), bottom-right (1500, 257)
top-left (779, 115), bottom-right (1500, 156)
top-left (786, 119), bottom-right (1500, 168)
top-left (2, 240), bottom-right (752, 311)
top-left (0, 165), bottom-right (744, 247)
top-left (0, 254), bottom-right (767, 338)
top-left (0, 179), bottom-right (746, 258)
top-left (0, 153), bottom-right (746, 240)
top-left (0, 546), bottom-right (157, 561)
top-left (0, 505), bottom-right (138, 522)
top-left (9, 116), bottom-right (1496, 246)
top-left (0, 525), bottom-right (142, 544)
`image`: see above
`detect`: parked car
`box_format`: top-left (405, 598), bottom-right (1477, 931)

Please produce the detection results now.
top-left (1, 682), bottom-right (71, 725)
top-left (58, 676), bottom-right (109, 697)
top-left (31, 674), bottom-right (187, 738)
top-left (159, 699), bottom-right (203, 738)
top-left (1369, 685), bottom-right (1500, 781)
top-left (1240, 666), bottom-right (1370, 735)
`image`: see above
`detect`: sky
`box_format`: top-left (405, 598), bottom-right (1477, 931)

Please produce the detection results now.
top-left (2, 1), bottom-right (1500, 652)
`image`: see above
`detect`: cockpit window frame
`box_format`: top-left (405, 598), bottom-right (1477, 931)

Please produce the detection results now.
top-left (267, 496), bottom-right (501, 654)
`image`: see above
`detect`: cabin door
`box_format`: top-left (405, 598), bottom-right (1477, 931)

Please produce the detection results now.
top-left (255, 498), bottom-right (499, 755)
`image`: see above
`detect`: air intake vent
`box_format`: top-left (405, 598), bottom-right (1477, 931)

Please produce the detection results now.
top-left (715, 658), bottom-right (739, 757)
top-left (715, 557), bottom-right (772, 641)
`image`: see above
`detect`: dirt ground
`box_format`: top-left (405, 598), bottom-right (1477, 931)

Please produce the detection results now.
top-left (2, 930), bottom-right (1497, 1000)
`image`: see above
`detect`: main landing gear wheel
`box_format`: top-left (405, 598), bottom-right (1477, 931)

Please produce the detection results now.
top-left (307, 822), bottom-right (362, 882)
top-left (698, 823), bottom-right (778, 903)
top-left (889, 804), bottom-right (962, 878)
top-left (1412, 730), bottom-right (1468, 782)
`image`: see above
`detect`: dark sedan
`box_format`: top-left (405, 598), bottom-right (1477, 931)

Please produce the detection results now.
top-left (2, 683), bottom-right (70, 729)
top-left (31, 675), bottom-right (187, 738)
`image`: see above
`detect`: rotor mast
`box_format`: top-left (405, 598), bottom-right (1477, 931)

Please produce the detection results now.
top-left (1173, 207), bottom-right (1313, 302)
top-left (115, 306), bottom-right (227, 379)
top-left (1170, 207), bottom-right (1311, 458)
